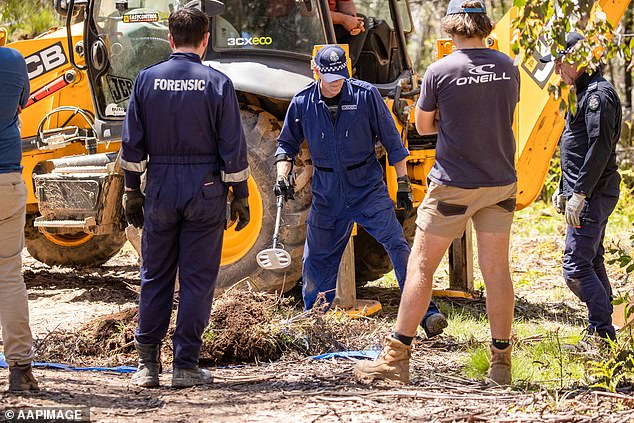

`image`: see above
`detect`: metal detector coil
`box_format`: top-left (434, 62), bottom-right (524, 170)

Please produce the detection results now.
top-left (256, 247), bottom-right (291, 270)
top-left (256, 194), bottom-right (291, 270)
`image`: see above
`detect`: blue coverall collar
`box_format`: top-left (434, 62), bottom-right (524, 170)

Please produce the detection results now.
top-left (575, 69), bottom-right (601, 93)
top-left (316, 79), bottom-right (355, 104)
top-left (169, 52), bottom-right (203, 63)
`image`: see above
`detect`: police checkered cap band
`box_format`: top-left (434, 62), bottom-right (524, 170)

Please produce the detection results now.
top-left (446, 0), bottom-right (486, 15)
top-left (317, 61), bottom-right (348, 73)
top-left (539, 32), bottom-right (585, 63)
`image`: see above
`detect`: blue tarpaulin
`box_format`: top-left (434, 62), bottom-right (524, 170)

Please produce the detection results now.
top-left (0, 353), bottom-right (136, 373)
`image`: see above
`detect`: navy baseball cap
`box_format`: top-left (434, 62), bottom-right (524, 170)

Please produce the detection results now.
top-left (539, 32), bottom-right (585, 63)
top-left (314, 45), bottom-right (349, 83)
top-left (446, 0), bottom-right (486, 15)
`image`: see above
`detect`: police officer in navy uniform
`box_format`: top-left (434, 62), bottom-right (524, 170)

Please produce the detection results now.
top-left (541, 32), bottom-right (622, 346)
top-left (121, 8), bottom-right (250, 388)
top-left (275, 45), bottom-right (447, 337)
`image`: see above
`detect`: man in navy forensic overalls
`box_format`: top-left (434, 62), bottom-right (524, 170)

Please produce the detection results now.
top-left (121, 8), bottom-right (250, 388)
top-left (541, 33), bottom-right (622, 348)
top-left (275, 45), bottom-right (447, 337)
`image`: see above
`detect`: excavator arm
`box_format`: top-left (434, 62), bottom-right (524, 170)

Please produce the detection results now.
top-left (495, 0), bottom-right (630, 209)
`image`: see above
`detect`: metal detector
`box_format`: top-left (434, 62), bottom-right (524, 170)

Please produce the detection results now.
top-left (256, 194), bottom-right (291, 270)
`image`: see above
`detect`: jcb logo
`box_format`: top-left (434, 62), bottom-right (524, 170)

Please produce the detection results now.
top-left (520, 36), bottom-right (555, 89)
top-left (227, 37), bottom-right (273, 46)
top-left (107, 75), bottom-right (134, 103)
top-left (25, 42), bottom-right (68, 80)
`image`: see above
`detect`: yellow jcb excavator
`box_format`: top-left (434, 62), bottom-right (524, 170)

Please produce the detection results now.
top-left (1, 0), bottom-right (628, 295)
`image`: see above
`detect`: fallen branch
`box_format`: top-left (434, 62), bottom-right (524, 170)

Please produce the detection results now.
top-left (592, 390), bottom-right (634, 402)
top-left (212, 374), bottom-right (276, 384)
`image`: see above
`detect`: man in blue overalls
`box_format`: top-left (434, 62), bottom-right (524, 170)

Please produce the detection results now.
top-left (121, 8), bottom-right (250, 388)
top-left (275, 45), bottom-right (447, 337)
top-left (541, 33), bottom-right (622, 347)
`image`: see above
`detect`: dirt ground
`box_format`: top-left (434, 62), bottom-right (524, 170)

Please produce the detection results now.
top-left (2, 243), bottom-right (634, 422)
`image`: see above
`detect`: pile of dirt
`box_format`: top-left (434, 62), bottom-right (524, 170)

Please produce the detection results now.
top-left (201, 290), bottom-right (283, 363)
top-left (200, 290), bottom-right (388, 364)
top-left (201, 290), bottom-right (387, 364)
top-left (36, 308), bottom-right (138, 366)
top-left (36, 290), bottom-right (387, 367)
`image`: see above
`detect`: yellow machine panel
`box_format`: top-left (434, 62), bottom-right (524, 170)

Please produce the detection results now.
top-left (9, 24), bottom-right (94, 138)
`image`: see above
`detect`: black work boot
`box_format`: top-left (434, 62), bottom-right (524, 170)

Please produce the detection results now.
top-left (563, 327), bottom-right (612, 355)
top-left (172, 366), bottom-right (214, 388)
top-left (9, 364), bottom-right (39, 392)
top-left (422, 312), bottom-right (448, 338)
top-left (132, 341), bottom-right (161, 388)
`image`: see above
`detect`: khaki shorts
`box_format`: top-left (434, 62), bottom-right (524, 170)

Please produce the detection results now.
top-left (416, 181), bottom-right (517, 239)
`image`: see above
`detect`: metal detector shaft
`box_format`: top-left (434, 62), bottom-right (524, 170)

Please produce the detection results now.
top-left (256, 194), bottom-right (291, 270)
top-left (272, 195), bottom-right (284, 249)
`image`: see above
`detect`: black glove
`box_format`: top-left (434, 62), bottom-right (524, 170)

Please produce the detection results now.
top-left (396, 175), bottom-right (413, 213)
top-left (274, 175), bottom-right (294, 201)
top-left (231, 197), bottom-right (250, 231)
top-left (123, 189), bottom-right (144, 228)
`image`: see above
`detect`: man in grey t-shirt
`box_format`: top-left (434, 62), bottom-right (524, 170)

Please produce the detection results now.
top-left (418, 45), bottom-right (519, 188)
top-left (355, 0), bottom-right (520, 386)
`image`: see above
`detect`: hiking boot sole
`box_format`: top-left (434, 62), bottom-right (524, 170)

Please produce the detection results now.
top-left (171, 370), bottom-right (214, 389)
top-left (485, 376), bottom-right (511, 387)
top-left (8, 384), bottom-right (39, 392)
top-left (131, 376), bottom-right (160, 388)
top-left (353, 367), bottom-right (409, 384)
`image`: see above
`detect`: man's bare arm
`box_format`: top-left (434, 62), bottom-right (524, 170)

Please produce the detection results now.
top-left (415, 107), bottom-right (438, 135)
top-left (393, 159), bottom-right (407, 178)
top-left (337, 0), bottom-right (357, 16)
top-left (330, 10), bottom-right (363, 32)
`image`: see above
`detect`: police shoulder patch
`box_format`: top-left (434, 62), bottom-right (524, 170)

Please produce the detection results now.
top-left (588, 94), bottom-right (600, 111)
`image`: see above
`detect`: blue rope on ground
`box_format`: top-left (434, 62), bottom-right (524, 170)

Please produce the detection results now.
top-left (311, 350), bottom-right (379, 360)
top-left (0, 353), bottom-right (136, 373)
top-left (0, 350), bottom-right (377, 372)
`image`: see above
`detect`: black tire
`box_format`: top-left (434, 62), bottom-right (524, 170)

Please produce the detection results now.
top-left (215, 107), bottom-right (312, 294)
top-left (354, 211), bottom-right (417, 286)
top-left (353, 226), bottom-right (392, 284)
top-left (25, 226), bottom-right (127, 267)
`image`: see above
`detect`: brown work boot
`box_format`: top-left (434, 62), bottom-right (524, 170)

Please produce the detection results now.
top-left (353, 336), bottom-right (411, 383)
top-left (9, 364), bottom-right (39, 392)
top-left (486, 344), bottom-right (512, 386)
